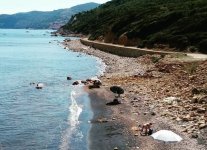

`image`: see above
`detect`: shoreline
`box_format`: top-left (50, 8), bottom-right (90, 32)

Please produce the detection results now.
top-left (64, 39), bottom-right (206, 150)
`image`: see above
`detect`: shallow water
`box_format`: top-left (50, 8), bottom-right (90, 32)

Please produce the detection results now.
top-left (0, 29), bottom-right (102, 150)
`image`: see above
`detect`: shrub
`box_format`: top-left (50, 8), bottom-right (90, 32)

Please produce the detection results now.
top-left (168, 35), bottom-right (189, 50)
top-left (187, 46), bottom-right (198, 53)
top-left (198, 39), bottom-right (207, 54)
top-left (184, 63), bottom-right (198, 74)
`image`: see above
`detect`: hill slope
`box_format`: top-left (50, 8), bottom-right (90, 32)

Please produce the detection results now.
top-left (62, 0), bottom-right (207, 53)
top-left (0, 2), bottom-right (99, 29)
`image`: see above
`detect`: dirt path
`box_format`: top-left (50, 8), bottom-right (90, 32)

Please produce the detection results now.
top-left (187, 53), bottom-right (207, 60)
top-left (80, 38), bottom-right (207, 61)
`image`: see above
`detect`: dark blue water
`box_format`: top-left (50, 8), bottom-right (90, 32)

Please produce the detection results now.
top-left (0, 29), bottom-right (103, 150)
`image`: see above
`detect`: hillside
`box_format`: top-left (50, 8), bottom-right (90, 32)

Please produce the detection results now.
top-left (62, 0), bottom-right (207, 54)
top-left (0, 2), bottom-right (99, 29)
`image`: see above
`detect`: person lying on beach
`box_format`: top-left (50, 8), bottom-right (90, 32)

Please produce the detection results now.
top-left (140, 123), bottom-right (153, 136)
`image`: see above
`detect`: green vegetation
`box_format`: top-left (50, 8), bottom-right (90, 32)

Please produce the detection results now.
top-left (0, 3), bottom-right (99, 29)
top-left (184, 62), bottom-right (198, 74)
top-left (62, 0), bottom-right (207, 53)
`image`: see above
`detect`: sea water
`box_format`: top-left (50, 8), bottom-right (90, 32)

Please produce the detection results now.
top-left (0, 29), bottom-right (103, 150)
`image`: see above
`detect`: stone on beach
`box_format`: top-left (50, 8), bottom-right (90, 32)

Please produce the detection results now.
top-left (163, 97), bottom-right (180, 105)
top-left (106, 99), bottom-right (121, 105)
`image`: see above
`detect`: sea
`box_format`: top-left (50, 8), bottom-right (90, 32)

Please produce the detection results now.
top-left (0, 29), bottom-right (104, 150)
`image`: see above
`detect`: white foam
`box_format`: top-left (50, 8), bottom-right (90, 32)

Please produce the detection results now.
top-left (96, 57), bottom-right (106, 77)
top-left (90, 57), bottom-right (106, 80)
top-left (59, 88), bottom-right (83, 150)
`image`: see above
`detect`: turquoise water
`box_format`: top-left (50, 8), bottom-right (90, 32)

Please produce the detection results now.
top-left (0, 29), bottom-right (102, 150)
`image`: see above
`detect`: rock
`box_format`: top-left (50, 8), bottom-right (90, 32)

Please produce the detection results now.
top-left (198, 95), bottom-right (207, 104)
top-left (112, 118), bottom-right (116, 120)
top-left (198, 120), bottom-right (205, 125)
top-left (67, 76), bottom-right (72, 80)
top-left (192, 88), bottom-right (200, 95)
top-left (163, 97), bottom-right (180, 105)
top-left (81, 80), bottom-right (87, 85)
top-left (93, 80), bottom-right (102, 86)
top-left (191, 133), bottom-right (198, 138)
top-left (191, 97), bottom-right (198, 103)
top-left (192, 88), bottom-right (207, 95)
top-left (197, 108), bottom-right (206, 113)
top-left (182, 128), bottom-right (188, 132)
top-left (191, 106), bottom-right (198, 111)
top-left (143, 112), bottom-right (149, 115)
top-left (131, 126), bottom-right (139, 131)
top-left (86, 79), bottom-right (93, 82)
top-left (97, 118), bottom-right (108, 123)
top-left (150, 111), bottom-right (156, 116)
top-left (192, 95), bottom-right (207, 104)
top-left (189, 75), bottom-right (196, 80)
top-left (189, 112), bottom-right (196, 117)
top-left (199, 124), bottom-right (207, 129)
top-left (106, 99), bottom-right (121, 105)
top-left (176, 117), bottom-right (182, 121)
top-left (182, 115), bottom-right (191, 121)
top-left (72, 81), bottom-right (79, 85)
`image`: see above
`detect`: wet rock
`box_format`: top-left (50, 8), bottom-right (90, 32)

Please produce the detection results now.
top-left (72, 81), bottom-right (79, 85)
top-left (93, 80), bottom-right (102, 86)
top-left (86, 79), bottom-right (93, 82)
top-left (67, 76), bottom-right (72, 80)
top-left (81, 80), bottom-right (87, 85)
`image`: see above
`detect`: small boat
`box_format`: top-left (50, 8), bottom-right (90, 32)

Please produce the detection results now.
top-left (36, 83), bottom-right (44, 89)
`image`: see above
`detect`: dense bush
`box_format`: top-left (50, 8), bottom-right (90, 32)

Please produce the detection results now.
top-left (199, 39), bottom-right (207, 54)
top-left (62, 0), bottom-right (207, 53)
